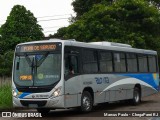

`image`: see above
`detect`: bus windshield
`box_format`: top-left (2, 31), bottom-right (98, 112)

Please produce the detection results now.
top-left (14, 52), bottom-right (61, 87)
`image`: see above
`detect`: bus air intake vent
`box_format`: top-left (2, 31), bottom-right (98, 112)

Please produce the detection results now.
top-left (20, 100), bottom-right (47, 107)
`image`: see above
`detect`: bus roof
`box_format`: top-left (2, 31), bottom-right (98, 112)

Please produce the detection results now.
top-left (17, 39), bottom-right (157, 55)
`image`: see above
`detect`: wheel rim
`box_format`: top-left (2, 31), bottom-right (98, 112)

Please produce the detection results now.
top-left (134, 91), bottom-right (139, 103)
top-left (83, 96), bottom-right (91, 110)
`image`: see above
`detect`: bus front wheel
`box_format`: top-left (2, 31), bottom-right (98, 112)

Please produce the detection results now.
top-left (80, 91), bottom-right (93, 112)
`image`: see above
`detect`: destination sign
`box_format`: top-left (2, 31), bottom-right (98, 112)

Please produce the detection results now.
top-left (16, 43), bottom-right (61, 52)
top-left (21, 44), bottom-right (56, 52)
top-left (20, 75), bottom-right (32, 80)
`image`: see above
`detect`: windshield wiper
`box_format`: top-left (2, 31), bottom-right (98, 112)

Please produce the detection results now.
top-left (22, 53), bottom-right (35, 86)
top-left (36, 52), bottom-right (49, 67)
top-left (31, 57), bottom-right (35, 86)
top-left (24, 53), bottom-right (32, 67)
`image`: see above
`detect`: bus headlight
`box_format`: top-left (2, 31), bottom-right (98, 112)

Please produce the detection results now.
top-left (12, 90), bottom-right (18, 97)
top-left (50, 87), bottom-right (61, 98)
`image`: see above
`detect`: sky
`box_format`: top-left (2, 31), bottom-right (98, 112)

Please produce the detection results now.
top-left (0, 0), bottom-right (75, 37)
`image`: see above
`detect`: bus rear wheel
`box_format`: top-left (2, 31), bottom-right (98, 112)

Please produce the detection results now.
top-left (131, 87), bottom-right (141, 105)
top-left (80, 91), bottom-right (93, 112)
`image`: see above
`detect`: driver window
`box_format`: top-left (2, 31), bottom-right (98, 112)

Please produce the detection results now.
top-left (65, 55), bottom-right (78, 76)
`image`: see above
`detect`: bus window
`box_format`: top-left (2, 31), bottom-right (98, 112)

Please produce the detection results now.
top-left (138, 54), bottom-right (148, 72)
top-left (70, 56), bottom-right (78, 74)
top-left (99, 51), bottom-right (113, 72)
top-left (126, 53), bottom-right (138, 72)
top-left (114, 53), bottom-right (126, 72)
top-left (83, 49), bottom-right (98, 73)
top-left (148, 55), bottom-right (157, 72)
top-left (65, 55), bottom-right (78, 76)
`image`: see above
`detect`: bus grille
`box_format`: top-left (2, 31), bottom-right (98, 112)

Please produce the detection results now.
top-left (20, 100), bottom-right (47, 107)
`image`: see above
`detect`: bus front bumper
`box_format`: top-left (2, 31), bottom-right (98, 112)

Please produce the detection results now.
top-left (13, 95), bottom-right (64, 108)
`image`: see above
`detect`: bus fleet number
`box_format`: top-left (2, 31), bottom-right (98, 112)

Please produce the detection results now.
top-left (95, 77), bottom-right (109, 84)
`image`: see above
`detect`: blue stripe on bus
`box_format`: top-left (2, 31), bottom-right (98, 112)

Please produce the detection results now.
top-left (120, 73), bottom-right (159, 90)
top-left (19, 93), bottom-right (31, 99)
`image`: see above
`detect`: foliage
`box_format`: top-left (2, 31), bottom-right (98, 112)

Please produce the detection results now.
top-left (72, 0), bottom-right (100, 19)
top-left (72, 0), bottom-right (160, 19)
top-left (0, 51), bottom-right (14, 76)
top-left (147, 0), bottom-right (160, 9)
top-left (0, 85), bottom-right (12, 109)
top-left (51, 27), bottom-right (68, 39)
top-left (72, 0), bottom-right (115, 19)
top-left (53, 0), bottom-right (160, 51)
top-left (0, 5), bottom-right (44, 51)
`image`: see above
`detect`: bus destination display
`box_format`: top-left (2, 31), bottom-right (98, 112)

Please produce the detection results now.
top-left (17, 43), bottom-right (61, 52)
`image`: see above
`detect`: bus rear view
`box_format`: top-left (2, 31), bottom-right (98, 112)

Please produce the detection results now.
top-left (12, 41), bottom-right (63, 113)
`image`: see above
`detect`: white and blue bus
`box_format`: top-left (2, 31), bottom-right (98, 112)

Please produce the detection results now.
top-left (12, 39), bottom-right (159, 113)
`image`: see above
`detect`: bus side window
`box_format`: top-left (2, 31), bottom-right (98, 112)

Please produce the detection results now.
top-left (65, 55), bottom-right (70, 76)
top-left (70, 56), bottom-right (78, 74)
top-left (65, 55), bottom-right (78, 76)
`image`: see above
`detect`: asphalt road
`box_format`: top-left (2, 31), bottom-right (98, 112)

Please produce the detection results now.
top-left (1, 92), bottom-right (160, 120)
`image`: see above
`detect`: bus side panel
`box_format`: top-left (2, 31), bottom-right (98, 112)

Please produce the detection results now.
top-left (104, 91), bottom-right (109, 102)
top-left (115, 90), bottom-right (126, 101)
top-left (82, 75), bottom-right (106, 104)
top-left (82, 74), bottom-right (134, 104)
top-left (94, 91), bottom-right (105, 103)
top-left (117, 84), bottom-right (134, 100)
top-left (109, 91), bottom-right (116, 102)
top-left (141, 85), bottom-right (158, 97)
top-left (106, 84), bottom-right (134, 102)
top-left (126, 89), bottom-right (134, 99)
top-left (64, 73), bottom-right (158, 108)
top-left (122, 73), bottom-right (159, 97)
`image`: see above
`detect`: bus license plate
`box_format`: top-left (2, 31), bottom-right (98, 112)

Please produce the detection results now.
top-left (28, 104), bottom-right (38, 108)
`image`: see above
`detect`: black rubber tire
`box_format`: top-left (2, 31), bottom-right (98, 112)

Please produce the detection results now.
top-left (37, 108), bottom-right (50, 114)
top-left (80, 91), bottom-right (93, 112)
top-left (131, 87), bottom-right (141, 105)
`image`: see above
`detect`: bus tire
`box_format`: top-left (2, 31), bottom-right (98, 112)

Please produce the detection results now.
top-left (37, 108), bottom-right (50, 114)
top-left (131, 87), bottom-right (141, 105)
top-left (81, 91), bottom-right (93, 112)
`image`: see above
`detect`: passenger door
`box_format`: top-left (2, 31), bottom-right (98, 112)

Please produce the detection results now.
top-left (64, 46), bottom-right (82, 108)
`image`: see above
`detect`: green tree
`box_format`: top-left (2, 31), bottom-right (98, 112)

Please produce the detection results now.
top-left (147, 0), bottom-right (160, 9)
top-left (72, 0), bottom-right (100, 18)
top-left (0, 5), bottom-right (44, 51)
top-left (72, 0), bottom-right (114, 19)
top-left (0, 51), bottom-right (14, 76)
top-left (72, 0), bottom-right (159, 19)
top-left (54, 0), bottom-right (160, 50)
top-left (51, 27), bottom-right (68, 39)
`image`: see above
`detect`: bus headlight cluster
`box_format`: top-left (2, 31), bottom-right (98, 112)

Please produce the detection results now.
top-left (51, 87), bottom-right (61, 98)
top-left (12, 90), bottom-right (18, 98)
